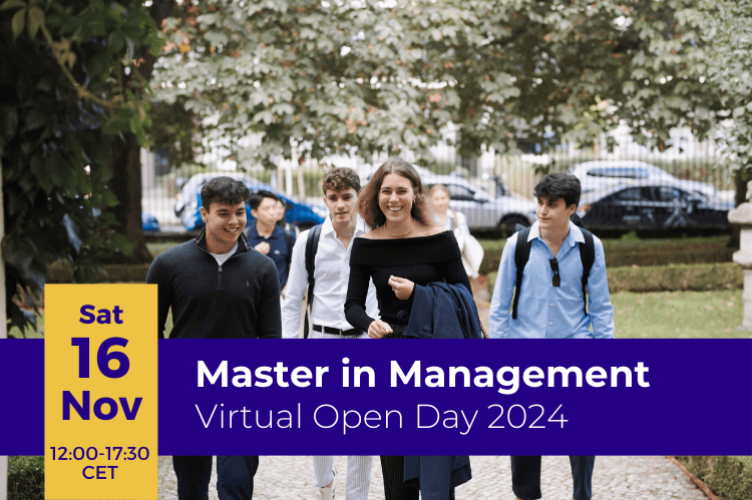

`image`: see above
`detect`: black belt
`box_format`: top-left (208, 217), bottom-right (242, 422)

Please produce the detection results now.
top-left (312, 324), bottom-right (363, 337)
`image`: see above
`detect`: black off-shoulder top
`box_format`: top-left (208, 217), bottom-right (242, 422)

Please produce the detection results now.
top-left (344, 231), bottom-right (472, 332)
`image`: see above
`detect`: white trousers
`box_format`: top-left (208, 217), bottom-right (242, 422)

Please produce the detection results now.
top-left (313, 456), bottom-right (372, 500)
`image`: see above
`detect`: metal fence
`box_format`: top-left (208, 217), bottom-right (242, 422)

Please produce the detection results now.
top-left (142, 127), bottom-right (735, 237)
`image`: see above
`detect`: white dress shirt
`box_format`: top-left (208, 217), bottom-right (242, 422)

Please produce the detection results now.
top-left (282, 216), bottom-right (379, 338)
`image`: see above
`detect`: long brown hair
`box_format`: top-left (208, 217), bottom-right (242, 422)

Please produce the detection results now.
top-left (358, 157), bottom-right (435, 230)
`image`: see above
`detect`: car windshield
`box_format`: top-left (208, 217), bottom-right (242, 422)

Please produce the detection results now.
top-left (445, 184), bottom-right (479, 201)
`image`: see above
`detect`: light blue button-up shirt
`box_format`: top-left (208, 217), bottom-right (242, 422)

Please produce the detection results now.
top-left (489, 221), bottom-right (614, 339)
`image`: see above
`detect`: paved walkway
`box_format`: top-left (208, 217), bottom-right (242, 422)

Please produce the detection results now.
top-left (158, 455), bottom-right (708, 499)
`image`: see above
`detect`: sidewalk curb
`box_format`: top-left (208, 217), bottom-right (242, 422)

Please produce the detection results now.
top-left (667, 456), bottom-right (722, 500)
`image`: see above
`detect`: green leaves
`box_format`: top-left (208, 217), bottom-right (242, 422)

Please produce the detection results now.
top-left (2, 0), bottom-right (165, 333)
top-left (11, 8), bottom-right (25, 39)
top-left (2, 0), bottom-right (44, 40)
top-left (27, 6), bottom-right (43, 38)
top-left (103, 190), bottom-right (120, 208)
top-left (0, 0), bottom-right (26, 10)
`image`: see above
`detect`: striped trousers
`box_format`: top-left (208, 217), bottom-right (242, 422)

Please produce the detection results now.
top-left (313, 456), bottom-right (373, 500)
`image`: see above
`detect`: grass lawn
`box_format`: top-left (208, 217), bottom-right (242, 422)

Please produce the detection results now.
top-left (612, 290), bottom-right (748, 338)
top-left (147, 242), bottom-right (180, 257)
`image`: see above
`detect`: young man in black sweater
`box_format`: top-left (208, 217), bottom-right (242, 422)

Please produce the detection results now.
top-left (147, 176), bottom-right (281, 499)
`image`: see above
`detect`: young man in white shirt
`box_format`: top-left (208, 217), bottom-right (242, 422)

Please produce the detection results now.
top-left (282, 167), bottom-right (378, 500)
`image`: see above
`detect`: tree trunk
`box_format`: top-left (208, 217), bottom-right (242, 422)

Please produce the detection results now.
top-left (106, 2), bottom-right (166, 264)
top-left (109, 133), bottom-right (152, 263)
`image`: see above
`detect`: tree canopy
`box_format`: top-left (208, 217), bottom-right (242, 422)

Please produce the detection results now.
top-left (153, 0), bottom-right (752, 168)
top-left (1, 0), bottom-right (162, 334)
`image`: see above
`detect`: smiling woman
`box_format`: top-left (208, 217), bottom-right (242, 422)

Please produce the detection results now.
top-left (345, 157), bottom-right (480, 500)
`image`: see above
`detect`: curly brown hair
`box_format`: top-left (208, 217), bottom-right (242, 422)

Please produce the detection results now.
top-left (321, 167), bottom-right (361, 195)
top-left (358, 157), bottom-right (436, 230)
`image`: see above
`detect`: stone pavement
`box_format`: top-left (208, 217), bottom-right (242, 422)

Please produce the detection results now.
top-left (158, 455), bottom-right (709, 499)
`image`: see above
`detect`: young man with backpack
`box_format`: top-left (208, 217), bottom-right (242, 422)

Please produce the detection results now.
top-left (488, 173), bottom-right (614, 500)
top-left (281, 167), bottom-right (378, 500)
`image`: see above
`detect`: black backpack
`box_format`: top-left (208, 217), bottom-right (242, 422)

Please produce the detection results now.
top-left (302, 224), bottom-right (323, 338)
top-left (282, 228), bottom-right (294, 265)
top-left (511, 225), bottom-right (595, 320)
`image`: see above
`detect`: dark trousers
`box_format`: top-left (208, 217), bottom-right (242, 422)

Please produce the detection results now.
top-left (511, 456), bottom-right (595, 500)
top-left (380, 456), bottom-right (456, 500)
top-left (173, 455), bottom-right (259, 500)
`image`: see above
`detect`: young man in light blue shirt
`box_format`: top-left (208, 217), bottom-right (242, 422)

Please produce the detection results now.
top-left (489, 173), bottom-right (614, 500)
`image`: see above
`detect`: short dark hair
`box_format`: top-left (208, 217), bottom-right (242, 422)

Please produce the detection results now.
top-left (534, 173), bottom-right (581, 208)
top-left (249, 189), bottom-right (280, 211)
top-left (201, 176), bottom-right (250, 211)
top-left (322, 167), bottom-right (361, 195)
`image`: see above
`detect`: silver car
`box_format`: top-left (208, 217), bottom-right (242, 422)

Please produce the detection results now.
top-left (422, 173), bottom-right (537, 234)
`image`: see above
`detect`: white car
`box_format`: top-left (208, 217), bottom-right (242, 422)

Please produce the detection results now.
top-left (570, 160), bottom-right (716, 199)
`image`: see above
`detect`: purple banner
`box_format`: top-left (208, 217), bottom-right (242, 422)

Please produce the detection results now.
top-left (2, 339), bottom-right (751, 455)
top-left (159, 339), bottom-right (752, 456)
top-left (0, 340), bottom-right (44, 455)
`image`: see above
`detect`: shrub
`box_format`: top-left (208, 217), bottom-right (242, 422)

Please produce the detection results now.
top-left (479, 238), bottom-right (734, 276)
top-left (487, 263), bottom-right (743, 296)
top-left (8, 456), bottom-right (44, 500)
top-left (676, 456), bottom-right (752, 500)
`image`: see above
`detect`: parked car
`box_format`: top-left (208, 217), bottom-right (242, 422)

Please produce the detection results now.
top-left (570, 160), bottom-right (717, 199)
top-left (577, 183), bottom-right (733, 233)
top-left (174, 172), bottom-right (327, 231)
top-left (420, 173), bottom-right (537, 234)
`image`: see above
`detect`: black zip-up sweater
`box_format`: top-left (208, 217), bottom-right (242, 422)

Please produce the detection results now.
top-left (146, 229), bottom-right (282, 339)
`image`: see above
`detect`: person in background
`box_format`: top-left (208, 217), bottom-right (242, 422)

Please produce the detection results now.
top-left (275, 197), bottom-right (299, 236)
top-left (429, 184), bottom-right (470, 237)
top-left (429, 184), bottom-right (484, 278)
top-left (245, 190), bottom-right (296, 296)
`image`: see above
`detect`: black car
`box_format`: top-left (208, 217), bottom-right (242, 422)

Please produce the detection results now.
top-left (578, 183), bottom-right (734, 234)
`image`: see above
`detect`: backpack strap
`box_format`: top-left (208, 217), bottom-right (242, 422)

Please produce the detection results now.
top-left (283, 228), bottom-right (294, 265)
top-left (578, 227), bottom-right (596, 315)
top-left (303, 224), bottom-right (323, 338)
top-left (512, 226), bottom-right (532, 320)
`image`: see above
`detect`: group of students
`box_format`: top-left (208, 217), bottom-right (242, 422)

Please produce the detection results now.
top-left (147, 157), bottom-right (614, 500)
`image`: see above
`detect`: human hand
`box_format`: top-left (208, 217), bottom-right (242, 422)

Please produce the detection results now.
top-left (368, 320), bottom-right (393, 339)
top-left (255, 242), bottom-right (270, 255)
top-left (388, 276), bottom-right (414, 300)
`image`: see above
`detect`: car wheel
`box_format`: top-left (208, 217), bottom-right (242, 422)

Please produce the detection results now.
top-left (500, 215), bottom-right (531, 237)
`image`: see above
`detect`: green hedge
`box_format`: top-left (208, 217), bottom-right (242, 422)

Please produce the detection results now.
top-left (47, 262), bottom-right (151, 284)
top-left (479, 239), bottom-right (734, 275)
top-left (675, 456), bottom-right (752, 500)
top-left (487, 263), bottom-right (743, 296)
top-left (8, 456), bottom-right (44, 500)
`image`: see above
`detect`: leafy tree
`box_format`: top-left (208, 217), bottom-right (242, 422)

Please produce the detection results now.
top-left (0, 0), bottom-right (162, 334)
top-left (153, 0), bottom-right (448, 167)
top-left (153, 0), bottom-right (736, 164)
top-left (155, 0), bottom-right (752, 212)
